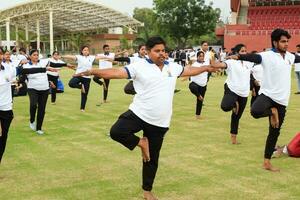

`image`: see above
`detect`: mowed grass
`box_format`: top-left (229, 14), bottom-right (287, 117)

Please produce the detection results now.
top-left (0, 68), bottom-right (300, 200)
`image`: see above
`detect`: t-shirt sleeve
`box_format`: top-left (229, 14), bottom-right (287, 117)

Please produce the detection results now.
top-left (224, 60), bottom-right (233, 71)
top-left (124, 63), bottom-right (138, 79)
top-left (40, 59), bottom-right (49, 67)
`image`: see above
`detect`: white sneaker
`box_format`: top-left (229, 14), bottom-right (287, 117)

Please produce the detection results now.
top-left (36, 130), bottom-right (44, 135)
top-left (30, 122), bottom-right (36, 131)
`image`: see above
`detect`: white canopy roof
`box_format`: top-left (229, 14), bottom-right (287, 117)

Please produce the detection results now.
top-left (0, 0), bottom-right (143, 35)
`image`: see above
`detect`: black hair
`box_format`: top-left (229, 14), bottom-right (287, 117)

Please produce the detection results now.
top-left (80, 46), bottom-right (89, 55)
top-left (251, 50), bottom-right (258, 54)
top-left (197, 51), bottom-right (205, 58)
top-left (233, 44), bottom-right (246, 54)
top-left (52, 51), bottom-right (60, 56)
top-left (271, 28), bottom-right (291, 48)
top-left (138, 44), bottom-right (145, 51)
top-left (145, 36), bottom-right (166, 50)
top-left (103, 44), bottom-right (109, 49)
top-left (201, 41), bottom-right (208, 46)
top-left (19, 47), bottom-right (26, 53)
top-left (0, 47), bottom-right (3, 54)
top-left (29, 49), bottom-right (39, 56)
top-left (296, 44), bottom-right (300, 48)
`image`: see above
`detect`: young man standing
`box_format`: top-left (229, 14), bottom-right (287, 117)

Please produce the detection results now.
top-left (228, 29), bottom-right (300, 172)
top-left (75, 36), bottom-right (216, 200)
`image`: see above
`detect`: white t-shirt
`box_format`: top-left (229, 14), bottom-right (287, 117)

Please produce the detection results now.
top-left (129, 56), bottom-right (144, 64)
top-left (125, 59), bottom-right (184, 128)
top-left (2, 60), bottom-right (19, 82)
top-left (75, 55), bottom-right (95, 79)
top-left (47, 58), bottom-right (65, 77)
top-left (0, 65), bottom-right (16, 111)
top-left (225, 59), bottom-right (254, 97)
top-left (204, 51), bottom-right (211, 64)
top-left (220, 52), bottom-right (227, 62)
top-left (23, 59), bottom-right (49, 91)
top-left (259, 50), bottom-right (295, 106)
top-left (190, 61), bottom-right (208, 87)
top-left (98, 53), bottom-right (115, 69)
top-left (251, 64), bottom-right (264, 84)
top-left (295, 52), bottom-right (300, 72)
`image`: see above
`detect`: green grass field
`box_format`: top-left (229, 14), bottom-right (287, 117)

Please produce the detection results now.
top-left (0, 68), bottom-right (300, 200)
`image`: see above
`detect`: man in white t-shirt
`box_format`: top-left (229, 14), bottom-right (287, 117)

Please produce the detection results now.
top-left (229, 29), bottom-right (300, 172)
top-left (74, 36), bottom-right (217, 200)
top-left (93, 44), bottom-right (115, 103)
top-left (294, 44), bottom-right (300, 94)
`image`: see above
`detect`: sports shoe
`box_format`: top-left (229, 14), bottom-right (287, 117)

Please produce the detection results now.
top-left (36, 130), bottom-right (44, 135)
top-left (30, 122), bottom-right (36, 131)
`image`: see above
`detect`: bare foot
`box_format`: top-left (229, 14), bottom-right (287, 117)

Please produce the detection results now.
top-left (80, 109), bottom-right (85, 112)
top-left (196, 115), bottom-right (201, 119)
top-left (103, 100), bottom-right (109, 103)
top-left (143, 191), bottom-right (158, 200)
top-left (231, 134), bottom-right (238, 144)
top-left (263, 159), bottom-right (280, 172)
top-left (270, 107), bottom-right (279, 128)
top-left (197, 95), bottom-right (204, 101)
top-left (232, 101), bottom-right (239, 115)
top-left (49, 81), bottom-right (56, 89)
top-left (138, 137), bottom-right (150, 162)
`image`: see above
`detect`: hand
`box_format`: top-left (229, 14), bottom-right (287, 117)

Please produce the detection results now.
top-left (207, 66), bottom-right (219, 73)
top-left (67, 64), bottom-right (76, 70)
top-left (254, 80), bottom-right (260, 87)
top-left (73, 70), bottom-right (92, 77)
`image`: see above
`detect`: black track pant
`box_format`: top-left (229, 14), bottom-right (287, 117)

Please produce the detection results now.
top-left (48, 74), bottom-right (58, 103)
top-left (93, 77), bottom-right (110, 101)
top-left (27, 89), bottom-right (49, 131)
top-left (189, 82), bottom-right (207, 116)
top-left (110, 110), bottom-right (168, 191)
top-left (220, 84), bottom-right (247, 135)
top-left (251, 94), bottom-right (286, 159)
top-left (69, 77), bottom-right (91, 110)
top-left (0, 110), bottom-right (13, 163)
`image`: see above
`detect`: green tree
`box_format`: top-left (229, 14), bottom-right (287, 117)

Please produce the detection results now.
top-left (154, 0), bottom-right (220, 48)
top-left (133, 8), bottom-right (159, 44)
top-left (66, 32), bottom-right (90, 52)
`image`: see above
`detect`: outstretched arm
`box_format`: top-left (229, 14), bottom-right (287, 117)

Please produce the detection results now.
top-left (180, 65), bottom-right (218, 77)
top-left (95, 55), bottom-right (114, 62)
top-left (61, 55), bottom-right (77, 60)
top-left (74, 68), bottom-right (128, 79)
top-left (227, 54), bottom-right (262, 64)
top-left (211, 62), bottom-right (227, 68)
top-left (18, 67), bottom-right (58, 75)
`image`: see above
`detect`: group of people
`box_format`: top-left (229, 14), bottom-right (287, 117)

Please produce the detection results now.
top-left (1, 28), bottom-right (300, 200)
